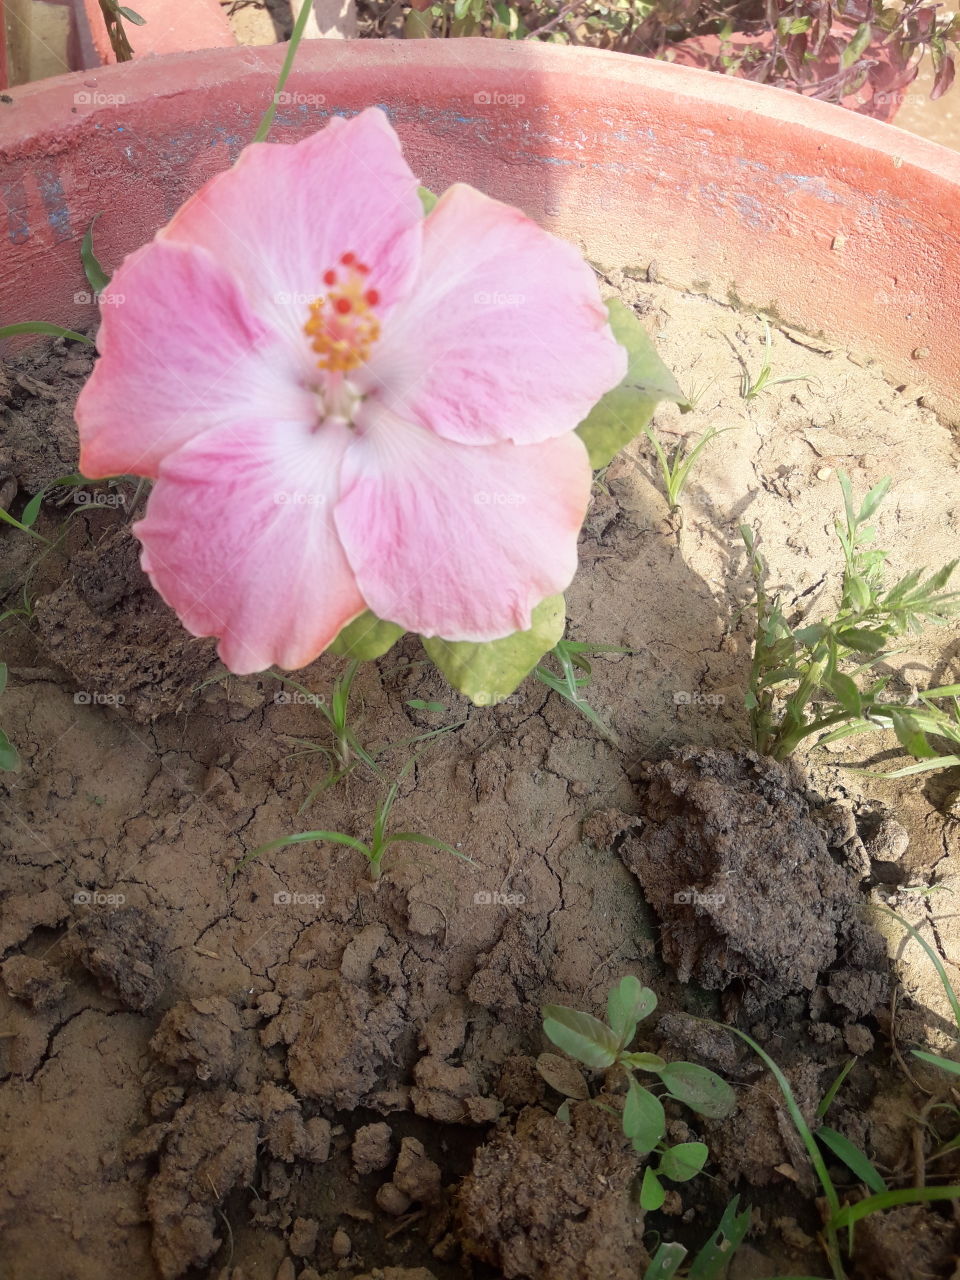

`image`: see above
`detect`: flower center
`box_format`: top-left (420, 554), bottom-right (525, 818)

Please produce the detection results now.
top-left (304, 252), bottom-right (381, 374)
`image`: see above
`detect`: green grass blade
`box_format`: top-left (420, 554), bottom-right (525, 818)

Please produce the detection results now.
top-left (832, 1185), bottom-right (960, 1230)
top-left (0, 321), bottom-right (92, 345)
top-left (253, 0), bottom-right (318, 142)
top-left (711, 1022), bottom-right (840, 1217)
top-left (912, 1049), bottom-right (960, 1077)
top-left (874, 906), bottom-right (960, 1032)
top-left (815, 1126), bottom-right (887, 1194)
top-left (387, 832), bottom-right (476, 865)
top-left (0, 508), bottom-right (50, 543)
top-left (817, 1058), bottom-right (856, 1119)
top-left (237, 829), bottom-right (370, 872)
top-left (81, 215), bottom-right (111, 292)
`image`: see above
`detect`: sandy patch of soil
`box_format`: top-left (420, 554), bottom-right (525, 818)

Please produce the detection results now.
top-left (2, 279), bottom-right (960, 1279)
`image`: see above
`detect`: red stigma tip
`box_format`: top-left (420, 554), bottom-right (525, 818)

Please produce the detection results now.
top-left (356, 262), bottom-right (370, 275)
top-left (365, 288), bottom-right (380, 307)
top-left (334, 297), bottom-right (353, 315)
top-left (340, 252), bottom-right (356, 266)
top-left (323, 269), bottom-right (337, 286)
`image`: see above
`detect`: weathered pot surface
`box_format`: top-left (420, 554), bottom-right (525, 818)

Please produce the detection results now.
top-left (1, 39), bottom-right (959, 416)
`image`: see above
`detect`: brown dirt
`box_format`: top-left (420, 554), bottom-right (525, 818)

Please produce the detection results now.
top-left (2, 280), bottom-right (960, 1280)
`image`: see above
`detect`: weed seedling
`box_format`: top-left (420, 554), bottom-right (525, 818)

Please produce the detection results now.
top-left (540, 977), bottom-right (735, 1211)
top-left (239, 761), bottom-right (471, 882)
top-left (272, 663), bottom-right (377, 801)
top-left (738, 318), bottom-right (813, 400)
top-left (535, 638), bottom-right (630, 744)
top-left (644, 422), bottom-right (729, 523)
top-left (742, 474), bottom-right (960, 760)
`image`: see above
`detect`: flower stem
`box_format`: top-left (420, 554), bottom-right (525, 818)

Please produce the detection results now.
top-left (253, 0), bottom-right (318, 144)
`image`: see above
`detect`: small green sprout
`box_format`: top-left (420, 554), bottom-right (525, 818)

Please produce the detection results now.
top-left (540, 977), bottom-right (735, 1211)
top-left (644, 422), bottom-right (729, 521)
top-left (240, 764), bottom-right (471, 882)
top-left (742, 474), bottom-right (960, 760)
top-left (272, 663), bottom-right (377, 804)
top-left (81, 214), bottom-right (111, 293)
top-left (738, 318), bottom-right (813, 400)
top-left (534, 638), bottom-right (629, 744)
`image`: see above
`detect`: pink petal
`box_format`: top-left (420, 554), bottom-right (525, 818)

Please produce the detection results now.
top-left (77, 240), bottom-right (310, 480)
top-left (360, 183), bottom-right (626, 447)
top-left (161, 108), bottom-right (423, 347)
top-left (335, 406), bottom-right (592, 640)
top-left (135, 420), bottom-right (365, 673)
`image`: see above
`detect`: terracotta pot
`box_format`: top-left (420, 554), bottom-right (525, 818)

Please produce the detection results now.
top-left (1, 40), bottom-right (958, 418)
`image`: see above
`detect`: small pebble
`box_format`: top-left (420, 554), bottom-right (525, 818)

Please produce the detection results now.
top-left (288, 1217), bottom-right (318, 1258)
top-left (331, 1228), bottom-right (351, 1259)
top-left (376, 1182), bottom-right (411, 1217)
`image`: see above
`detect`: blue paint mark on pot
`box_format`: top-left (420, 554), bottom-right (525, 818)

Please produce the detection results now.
top-left (2, 178), bottom-right (30, 245)
top-left (37, 166), bottom-right (72, 243)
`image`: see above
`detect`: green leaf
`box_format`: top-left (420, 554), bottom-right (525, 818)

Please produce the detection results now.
top-left (418, 185), bottom-right (438, 214)
top-left (847, 574), bottom-right (872, 612)
top-left (640, 1165), bottom-right (666, 1210)
top-left (536, 1051), bottom-right (591, 1099)
top-left (327, 611), bottom-right (405, 661)
top-left (643, 1242), bottom-right (687, 1279)
top-left (0, 728), bottom-right (21, 772)
top-left (889, 709), bottom-right (937, 758)
top-left (0, 508), bottom-right (49, 543)
top-left (827, 671), bottom-right (862, 717)
top-left (542, 1004), bottom-right (620, 1069)
top-left (840, 21), bottom-right (872, 68)
top-left (81, 215), bottom-right (111, 293)
top-left (836, 627), bottom-right (888, 653)
top-left (0, 322), bottom-right (92, 345)
top-left (659, 1141), bottom-right (708, 1182)
top-left (623, 1079), bottom-right (666, 1153)
top-left (575, 299), bottom-right (689, 469)
top-left (424, 594), bottom-right (565, 706)
top-left (658, 1061), bottom-right (736, 1118)
top-left (832, 1184), bottom-right (960, 1229)
top-left (858, 476), bottom-right (892, 523)
top-left (20, 490), bottom-right (45, 529)
top-left (621, 1052), bottom-right (668, 1072)
top-left (607, 975), bottom-right (657, 1046)
top-left (913, 1049), bottom-right (960, 1078)
top-left (406, 699), bottom-right (445, 712)
top-left (815, 1126), bottom-right (887, 1193)
top-left (117, 5), bottom-right (147, 22)
top-left (816, 1058), bottom-right (856, 1119)
top-left (688, 1194), bottom-right (751, 1279)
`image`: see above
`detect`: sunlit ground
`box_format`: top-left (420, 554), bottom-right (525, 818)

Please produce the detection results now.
top-left (894, 59), bottom-right (960, 150)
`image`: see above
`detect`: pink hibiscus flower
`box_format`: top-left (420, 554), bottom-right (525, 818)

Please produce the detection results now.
top-left (75, 109), bottom-right (626, 674)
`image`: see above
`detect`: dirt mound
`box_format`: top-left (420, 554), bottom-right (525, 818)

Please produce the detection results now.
top-left (457, 1102), bottom-right (648, 1279)
top-left (617, 748), bottom-right (888, 1017)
